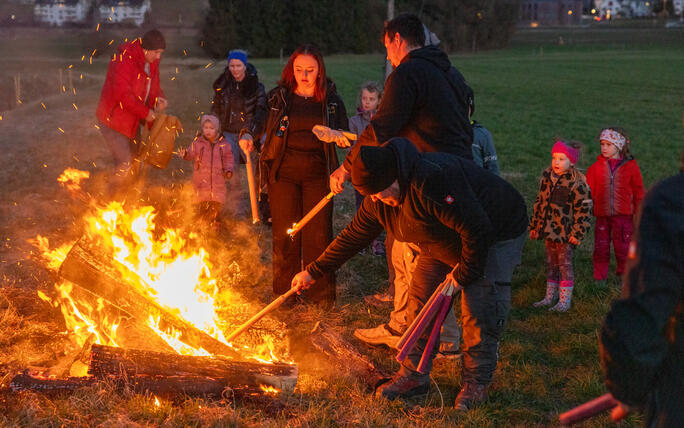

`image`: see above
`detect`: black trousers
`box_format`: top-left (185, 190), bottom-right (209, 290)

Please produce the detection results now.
top-left (269, 151), bottom-right (335, 305)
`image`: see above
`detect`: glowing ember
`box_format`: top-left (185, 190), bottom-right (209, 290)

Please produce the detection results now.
top-left (154, 396), bottom-right (160, 407)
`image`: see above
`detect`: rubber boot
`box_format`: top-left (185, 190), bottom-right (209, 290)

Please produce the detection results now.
top-left (533, 281), bottom-right (558, 307)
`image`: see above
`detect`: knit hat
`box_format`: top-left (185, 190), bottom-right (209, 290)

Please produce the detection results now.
top-left (141, 29), bottom-right (166, 50)
top-left (552, 140), bottom-right (579, 165)
top-left (227, 49), bottom-right (248, 66)
top-left (599, 128), bottom-right (626, 151)
top-left (351, 145), bottom-right (398, 196)
top-left (200, 114), bottom-right (220, 132)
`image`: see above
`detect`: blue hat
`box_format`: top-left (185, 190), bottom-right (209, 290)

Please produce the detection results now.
top-left (227, 49), bottom-right (247, 66)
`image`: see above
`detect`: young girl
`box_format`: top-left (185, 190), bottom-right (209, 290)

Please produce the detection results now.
top-left (529, 140), bottom-right (592, 312)
top-left (586, 127), bottom-right (644, 286)
top-left (180, 114), bottom-right (234, 227)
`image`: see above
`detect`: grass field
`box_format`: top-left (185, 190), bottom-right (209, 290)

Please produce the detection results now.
top-left (1, 28), bottom-right (683, 427)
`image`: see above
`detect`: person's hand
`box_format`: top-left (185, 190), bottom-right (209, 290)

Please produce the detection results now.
top-left (239, 134), bottom-right (255, 154)
top-left (156, 97), bottom-right (168, 113)
top-left (224, 171), bottom-right (233, 180)
top-left (291, 271), bottom-right (315, 293)
top-left (179, 148), bottom-right (188, 158)
top-left (439, 271), bottom-right (462, 295)
top-left (569, 236), bottom-right (580, 246)
top-left (145, 110), bottom-right (156, 123)
top-left (610, 401), bottom-right (630, 422)
top-left (529, 230), bottom-right (539, 240)
top-left (312, 125), bottom-right (351, 148)
top-left (330, 165), bottom-right (350, 194)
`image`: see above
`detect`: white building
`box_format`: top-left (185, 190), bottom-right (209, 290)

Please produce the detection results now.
top-left (594, 0), bottom-right (655, 18)
top-left (99, 0), bottom-right (151, 26)
top-left (34, 0), bottom-right (92, 26)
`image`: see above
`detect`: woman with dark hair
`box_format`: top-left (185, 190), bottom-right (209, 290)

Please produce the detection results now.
top-left (257, 44), bottom-right (348, 307)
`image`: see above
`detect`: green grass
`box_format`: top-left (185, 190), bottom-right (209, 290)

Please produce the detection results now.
top-left (2, 31), bottom-right (684, 426)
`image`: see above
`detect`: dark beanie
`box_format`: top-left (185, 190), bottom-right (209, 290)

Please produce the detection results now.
top-left (141, 29), bottom-right (166, 50)
top-left (352, 146), bottom-right (398, 196)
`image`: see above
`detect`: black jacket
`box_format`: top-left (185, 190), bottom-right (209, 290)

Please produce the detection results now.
top-left (308, 139), bottom-right (527, 285)
top-left (600, 172), bottom-right (684, 428)
top-left (260, 80), bottom-right (348, 184)
top-left (343, 46), bottom-right (473, 172)
top-left (211, 63), bottom-right (267, 139)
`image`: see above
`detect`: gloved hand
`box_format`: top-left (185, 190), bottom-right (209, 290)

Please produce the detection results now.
top-left (312, 125), bottom-right (352, 148)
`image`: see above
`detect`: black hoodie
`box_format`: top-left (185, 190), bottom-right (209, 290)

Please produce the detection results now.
top-left (211, 63), bottom-right (267, 139)
top-left (309, 139), bottom-right (527, 286)
top-left (343, 46), bottom-right (473, 172)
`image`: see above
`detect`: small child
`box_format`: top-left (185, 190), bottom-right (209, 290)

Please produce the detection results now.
top-left (465, 86), bottom-right (499, 175)
top-left (586, 127), bottom-right (644, 286)
top-left (529, 140), bottom-right (592, 312)
top-left (180, 114), bottom-right (234, 227)
top-left (349, 81), bottom-right (386, 256)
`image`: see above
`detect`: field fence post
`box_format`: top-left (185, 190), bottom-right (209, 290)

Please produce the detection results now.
top-left (68, 69), bottom-right (74, 92)
top-left (58, 68), bottom-right (64, 94)
top-left (14, 73), bottom-right (21, 106)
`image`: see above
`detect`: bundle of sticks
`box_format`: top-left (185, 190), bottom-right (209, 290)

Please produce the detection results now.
top-left (396, 280), bottom-right (459, 373)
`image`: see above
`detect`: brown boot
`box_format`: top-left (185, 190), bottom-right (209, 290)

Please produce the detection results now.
top-left (375, 373), bottom-right (429, 400)
top-left (455, 382), bottom-right (489, 410)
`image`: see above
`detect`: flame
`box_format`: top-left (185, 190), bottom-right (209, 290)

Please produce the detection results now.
top-left (31, 198), bottom-right (287, 364)
top-left (154, 396), bottom-right (160, 407)
top-left (259, 385), bottom-right (280, 395)
top-left (57, 167), bottom-right (90, 194)
top-left (287, 223), bottom-right (297, 236)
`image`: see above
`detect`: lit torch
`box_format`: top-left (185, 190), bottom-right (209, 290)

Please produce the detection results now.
top-left (287, 192), bottom-right (335, 237)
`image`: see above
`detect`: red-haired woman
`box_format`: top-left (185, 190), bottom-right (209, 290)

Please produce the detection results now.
top-left (255, 44), bottom-right (348, 307)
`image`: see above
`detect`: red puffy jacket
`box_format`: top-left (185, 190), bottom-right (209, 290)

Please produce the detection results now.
top-left (586, 155), bottom-right (645, 217)
top-left (96, 39), bottom-right (164, 139)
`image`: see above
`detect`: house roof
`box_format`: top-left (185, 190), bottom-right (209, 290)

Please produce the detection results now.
top-left (35, 0), bottom-right (81, 5)
top-left (99, 0), bottom-right (146, 6)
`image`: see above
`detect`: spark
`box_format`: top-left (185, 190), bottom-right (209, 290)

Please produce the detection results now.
top-left (94, 124), bottom-right (100, 130)
top-left (183, 49), bottom-right (188, 56)
top-left (41, 102), bottom-right (47, 109)
top-left (96, 23), bottom-right (100, 31)
top-left (58, 128), bottom-right (65, 133)
top-left (72, 103), bottom-right (78, 111)
top-left (204, 63), bottom-right (212, 69)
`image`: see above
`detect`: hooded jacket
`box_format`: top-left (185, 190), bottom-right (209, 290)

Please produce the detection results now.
top-left (343, 46), bottom-right (473, 172)
top-left (586, 154), bottom-right (644, 217)
top-left (529, 166), bottom-right (592, 244)
top-left (96, 39), bottom-right (164, 139)
top-left (307, 138), bottom-right (527, 286)
top-left (182, 134), bottom-right (234, 204)
top-left (211, 63), bottom-right (267, 139)
top-left (259, 80), bottom-right (348, 184)
top-left (600, 172), bottom-right (684, 428)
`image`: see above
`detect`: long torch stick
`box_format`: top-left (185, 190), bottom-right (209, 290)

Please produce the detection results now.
top-left (559, 393), bottom-right (618, 425)
top-left (225, 287), bottom-right (300, 343)
top-left (287, 192), bottom-right (335, 237)
top-left (244, 150), bottom-right (260, 224)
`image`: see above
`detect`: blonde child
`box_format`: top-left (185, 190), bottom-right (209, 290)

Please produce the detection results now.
top-left (586, 127), bottom-right (644, 286)
top-left (529, 140), bottom-right (592, 312)
top-left (180, 114), bottom-right (234, 227)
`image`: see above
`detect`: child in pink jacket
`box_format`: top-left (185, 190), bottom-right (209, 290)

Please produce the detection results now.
top-left (180, 114), bottom-right (234, 227)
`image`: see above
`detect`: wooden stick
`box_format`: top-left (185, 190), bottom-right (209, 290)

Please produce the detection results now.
top-left (225, 287), bottom-right (299, 343)
top-left (559, 393), bottom-right (617, 425)
top-left (287, 192), bottom-right (334, 237)
top-left (244, 151), bottom-right (260, 224)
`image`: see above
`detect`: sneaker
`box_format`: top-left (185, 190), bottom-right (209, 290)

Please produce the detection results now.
top-left (354, 324), bottom-right (400, 349)
top-left (455, 382), bottom-right (489, 410)
top-left (375, 373), bottom-right (429, 400)
top-left (364, 292), bottom-right (393, 306)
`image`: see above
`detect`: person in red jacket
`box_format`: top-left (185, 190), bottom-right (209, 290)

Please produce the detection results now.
top-left (96, 29), bottom-right (168, 196)
top-left (586, 127), bottom-right (645, 286)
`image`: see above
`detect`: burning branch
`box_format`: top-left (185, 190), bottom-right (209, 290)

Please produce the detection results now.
top-left (287, 192), bottom-right (335, 237)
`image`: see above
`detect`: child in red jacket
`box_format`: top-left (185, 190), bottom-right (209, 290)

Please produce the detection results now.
top-left (586, 127), bottom-right (644, 286)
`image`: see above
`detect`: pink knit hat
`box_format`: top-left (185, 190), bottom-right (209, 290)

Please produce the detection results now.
top-left (552, 140), bottom-right (579, 164)
top-left (200, 114), bottom-right (220, 131)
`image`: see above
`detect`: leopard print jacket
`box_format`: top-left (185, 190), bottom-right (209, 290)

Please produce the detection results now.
top-left (529, 166), bottom-right (592, 244)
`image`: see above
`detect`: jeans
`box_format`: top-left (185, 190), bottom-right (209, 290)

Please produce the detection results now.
top-left (99, 123), bottom-right (136, 193)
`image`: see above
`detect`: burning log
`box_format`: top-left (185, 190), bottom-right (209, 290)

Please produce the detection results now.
top-left (309, 321), bottom-right (390, 389)
top-left (88, 345), bottom-right (298, 392)
top-left (10, 372), bottom-right (233, 398)
top-left (58, 238), bottom-right (240, 359)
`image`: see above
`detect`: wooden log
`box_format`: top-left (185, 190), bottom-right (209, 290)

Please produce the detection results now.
top-left (88, 345), bottom-right (298, 393)
top-left (58, 238), bottom-right (240, 359)
top-left (309, 321), bottom-right (390, 389)
top-left (9, 371), bottom-right (262, 399)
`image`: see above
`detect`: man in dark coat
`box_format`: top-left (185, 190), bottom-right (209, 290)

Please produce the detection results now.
top-left (292, 138), bottom-right (527, 408)
top-left (599, 159), bottom-right (684, 427)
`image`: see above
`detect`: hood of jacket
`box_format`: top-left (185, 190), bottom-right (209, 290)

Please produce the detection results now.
top-left (384, 138), bottom-right (421, 201)
top-left (117, 39), bottom-right (147, 67)
top-left (403, 45), bottom-right (451, 72)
